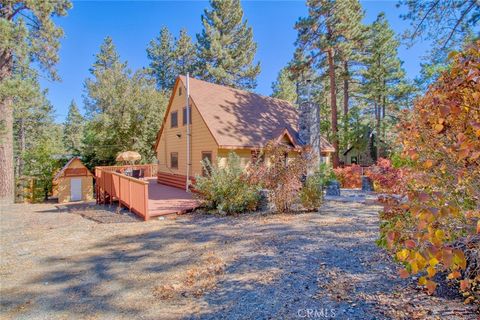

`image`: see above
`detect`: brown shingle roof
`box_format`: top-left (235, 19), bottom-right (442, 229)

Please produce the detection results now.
top-left (158, 76), bottom-right (334, 152)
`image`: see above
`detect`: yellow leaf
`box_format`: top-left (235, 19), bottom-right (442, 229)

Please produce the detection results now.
top-left (435, 229), bottom-right (445, 242)
top-left (423, 159), bottom-right (434, 169)
top-left (429, 257), bottom-right (439, 267)
top-left (427, 266), bottom-right (436, 278)
top-left (396, 249), bottom-right (410, 262)
top-left (418, 276), bottom-right (427, 286)
top-left (411, 261), bottom-right (419, 274)
top-left (434, 123), bottom-right (444, 133)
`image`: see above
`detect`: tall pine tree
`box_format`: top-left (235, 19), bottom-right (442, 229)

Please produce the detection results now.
top-left (196, 0), bottom-right (260, 90)
top-left (0, 1), bottom-right (71, 203)
top-left (146, 27), bottom-right (176, 90)
top-left (63, 100), bottom-right (84, 155)
top-left (295, 0), bottom-right (345, 167)
top-left (173, 29), bottom-right (197, 77)
top-left (362, 13), bottom-right (409, 159)
top-left (271, 67), bottom-right (298, 105)
top-left (84, 37), bottom-right (168, 166)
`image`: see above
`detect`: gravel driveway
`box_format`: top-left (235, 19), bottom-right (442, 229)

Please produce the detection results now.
top-left (0, 201), bottom-right (477, 319)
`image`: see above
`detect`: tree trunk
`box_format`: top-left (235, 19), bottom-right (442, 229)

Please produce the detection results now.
top-left (328, 48), bottom-right (339, 168)
top-left (0, 32), bottom-right (14, 204)
top-left (343, 60), bottom-right (349, 117)
top-left (375, 99), bottom-right (381, 162)
top-left (343, 60), bottom-right (349, 150)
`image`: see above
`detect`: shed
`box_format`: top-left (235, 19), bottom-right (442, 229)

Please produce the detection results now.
top-left (52, 157), bottom-right (94, 203)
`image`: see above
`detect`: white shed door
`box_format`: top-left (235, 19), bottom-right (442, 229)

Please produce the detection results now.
top-left (70, 178), bottom-right (82, 201)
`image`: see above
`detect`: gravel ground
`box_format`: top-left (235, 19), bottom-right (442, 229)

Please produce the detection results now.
top-left (0, 201), bottom-right (477, 320)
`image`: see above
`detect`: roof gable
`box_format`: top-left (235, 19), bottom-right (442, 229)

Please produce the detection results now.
top-left (53, 157), bottom-right (92, 181)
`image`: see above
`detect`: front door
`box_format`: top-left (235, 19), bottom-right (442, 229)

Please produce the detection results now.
top-left (70, 178), bottom-right (82, 201)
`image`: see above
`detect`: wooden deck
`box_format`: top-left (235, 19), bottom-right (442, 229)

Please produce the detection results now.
top-left (95, 165), bottom-right (200, 220)
top-left (146, 178), bottom-right (200, 217)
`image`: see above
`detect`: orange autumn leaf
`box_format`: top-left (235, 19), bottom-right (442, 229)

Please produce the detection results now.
top-left (399, 268), bottom-right (409, 279)
top-left (425, 280), bottom-right (437, 295)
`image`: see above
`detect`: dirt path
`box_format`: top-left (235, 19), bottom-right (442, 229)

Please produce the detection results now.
top-left (0, 201), bottom-right (477, 319)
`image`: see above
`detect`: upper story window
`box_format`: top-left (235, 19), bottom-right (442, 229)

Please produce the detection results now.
top-left (179, 87), bottom-right (182, 96)
top-left (183, 106), bottom-right (192, 125)
top-left (171, 111), bottom-right (178, 128)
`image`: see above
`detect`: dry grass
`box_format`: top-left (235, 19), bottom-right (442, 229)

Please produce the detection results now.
top-left (152, 251), bottom-right (226, 300)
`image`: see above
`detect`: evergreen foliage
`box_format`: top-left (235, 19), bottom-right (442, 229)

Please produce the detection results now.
top-left (196, 0), bottom-right (260, 89)
top-left (271, 67), bottom-right (298, 105)
top-left (84, 37), bottom-right (168, 167)
top-left (63, 100), bottom-right (84, 155)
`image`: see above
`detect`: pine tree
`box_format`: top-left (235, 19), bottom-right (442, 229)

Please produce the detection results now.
top-left (362, 13), bottom-right (409, 159)
top-left (90, 36), bottom-right (122, 73)
top-left (196, 0), bottom-right (261, 90)
top-left (173, 29), bottom-right (197, 77)
top-left (84, 39), bottom-right (168, 166)
top-left (63, 100), bottom-right (84, 155)
top-left (146, 27), bottom-right (175, 90)
top-left (271, 67), bottom-right (298, 105)
top-left (13, 77), bottom-right (65, 202)
top-left (0, 0), bottom-right (71, 204)
top-left (335, 0), bottom-right (366, 144)
top-left (295, 0), bottom-right (343, 167)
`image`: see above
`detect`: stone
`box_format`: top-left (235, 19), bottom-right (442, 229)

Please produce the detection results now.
top-left (361, 176), bottom-right (374, 192)
top-left (326, 180), bottom-right (341, 196)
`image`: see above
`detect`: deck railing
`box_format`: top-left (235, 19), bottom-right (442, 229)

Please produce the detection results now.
top-left (95, 167), bottom-right (150, 220)
top-left (95, 164), bottom-right (158, 177)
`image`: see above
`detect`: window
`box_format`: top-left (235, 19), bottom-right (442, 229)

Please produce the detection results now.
top-left (170, 111), bottom-right (178, 128)
top-left (183, 106), bottom-right (192, 125)
top-left (201, 151), bottom-right (212, 176)
top-left (170, 152), bottom-right (178, 169)
top-left (179, 87), bottom-right (182, 96)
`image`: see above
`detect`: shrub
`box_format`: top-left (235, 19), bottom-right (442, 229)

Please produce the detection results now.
top-left (379, 42), bottom-right (480, 302)
top-left (248, 141), bottom-right (314, 213)
top-left (299, 163), bottom-right (336, 211)
top-left (365, 158), bottom-right (409, 194)
top-left (194, 152), bottom-right (260, 214)
top-left (333, 164), bottom-right (362, 188)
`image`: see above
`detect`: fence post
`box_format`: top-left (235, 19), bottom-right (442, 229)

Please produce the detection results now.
top-left (128, 179), bottom-right (132, 212)
top-left (144, 182), bottom-right (149, 221)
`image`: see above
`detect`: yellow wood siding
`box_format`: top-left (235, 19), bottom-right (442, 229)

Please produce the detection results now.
top-left (156, 82), bottom-right (218, 178)
top-left (55, 158), bottom-right (93, 203)
top-left (217, 149), bottom-right (252, 169)
top-left (57, 176), bottom-right (93, 203)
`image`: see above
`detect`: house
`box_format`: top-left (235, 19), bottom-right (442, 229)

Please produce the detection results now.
top-left (154, 76), bottom-right (335, 189)
top-left (52, 157), bottom-right (94, 203)
top-left (342, 128), bottom-right (376, 166)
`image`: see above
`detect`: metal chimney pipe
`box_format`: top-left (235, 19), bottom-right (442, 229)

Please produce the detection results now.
top-left (186, 73), bottom-right (190, 192)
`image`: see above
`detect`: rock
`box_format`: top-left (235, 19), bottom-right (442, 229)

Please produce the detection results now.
top-left (361, 176), bottom-right (374, 192)
top-left (326, 180), bottom-right (341, 196)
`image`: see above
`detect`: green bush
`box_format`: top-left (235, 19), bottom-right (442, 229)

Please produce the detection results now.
top-left (194, 152), bottom-right (260, 214)
top-left (299, 163), bottom-right (335, 211)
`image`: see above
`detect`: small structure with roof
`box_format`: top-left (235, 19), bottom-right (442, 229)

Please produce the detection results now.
top-left (53, 157), bottom-right (94, 203)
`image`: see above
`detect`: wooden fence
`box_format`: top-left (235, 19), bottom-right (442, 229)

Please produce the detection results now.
top-left (95, 167), bottom-right (150, 220)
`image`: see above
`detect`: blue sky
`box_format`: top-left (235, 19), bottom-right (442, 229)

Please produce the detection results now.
top-left (40, 0), bottom-right (430, 123)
